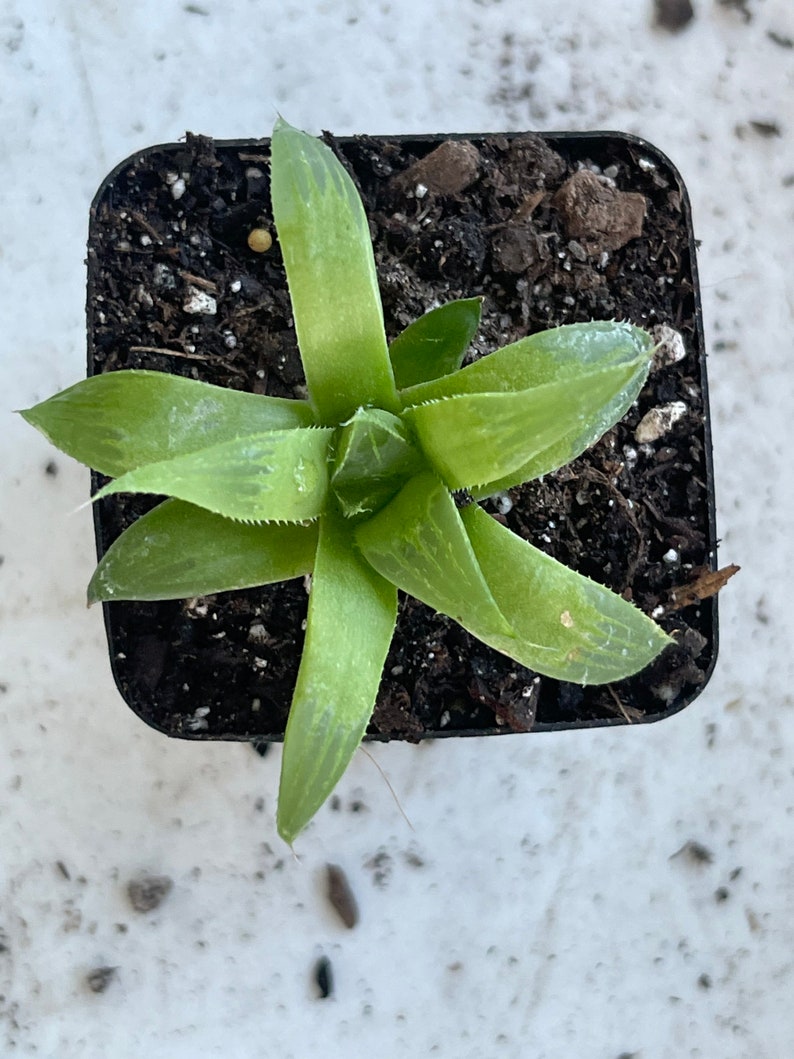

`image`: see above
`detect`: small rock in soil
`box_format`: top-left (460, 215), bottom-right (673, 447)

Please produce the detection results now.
top-left (505, 134), bottom-right (567, 189)
top-left (650, 324), bottom-right (687, 370)
top-left (325, 864), bottom-right (359, 929)
top-left (634, 400), bottom-right (687, 443)
top-left (654, 0), bottom-right (695, 32)
top-left (491, 223), bottom-right (546, 276)
top-left (86, 966), bottom-right (117, 993)
top-left (314, 955), bottom-right (334, 999)
top-left (551, 170), bottom-right (646, 255)
top-left (127, 874), bottom-right (173, 912)
top-left (392, 140), bottom-right (481, 197)
top-left (182, 286), bottom-right (217, 315)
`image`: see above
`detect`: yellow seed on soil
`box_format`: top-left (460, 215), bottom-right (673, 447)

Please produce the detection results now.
top-left (247, 227), bottom-right (272, 253)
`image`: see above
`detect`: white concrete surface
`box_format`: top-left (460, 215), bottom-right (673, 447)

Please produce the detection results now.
top-left (1, 1), bottom-right (792, 1056)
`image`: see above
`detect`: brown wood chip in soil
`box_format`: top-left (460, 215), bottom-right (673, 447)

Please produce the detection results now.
top-left (88, 129), bottom-right (717, 741)
top-left (668, 563), bottom-right (740, 611)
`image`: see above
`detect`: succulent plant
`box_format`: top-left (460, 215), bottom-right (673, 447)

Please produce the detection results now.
top-left (21, 120), bottom-right (671, 843)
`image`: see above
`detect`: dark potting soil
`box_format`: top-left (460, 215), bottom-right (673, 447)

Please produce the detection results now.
top-left (87, 129), bottom-right (717, 741)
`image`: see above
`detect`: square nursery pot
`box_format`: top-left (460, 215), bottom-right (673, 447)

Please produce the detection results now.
top-left (88, 129), bottom-right (718, 744)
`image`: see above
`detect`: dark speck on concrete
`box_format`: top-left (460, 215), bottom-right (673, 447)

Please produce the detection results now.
top-left (670, 840), bottom-right (713, 865)
top-left (314, 955), bottom-right (333, 999)
top-left (326, 864), bottom-right (359, 929)
top-left (716, 0), bottom-right (752, 22)
top-left (128, 874), bottom-right (173, 912)
top-left (749, 120), bottom-right (782, 138)
top-left (654, 0), bottom-right (695, 32)
top-left (767, 30), bottom-right (793, 49)
top-left (86, 966), bottom-right (117, 993)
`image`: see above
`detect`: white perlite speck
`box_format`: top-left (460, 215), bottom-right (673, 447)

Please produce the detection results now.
top-left (182, 286), bottom-right (217, 315)
top-left (186, 706), bottom-right (211, 732)
top-left (635, 401), bottom-right (687, 444)
top-left (651, 324), bottom-right (687, 370)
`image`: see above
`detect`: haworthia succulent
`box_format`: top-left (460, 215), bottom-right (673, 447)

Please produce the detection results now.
top-left (19, 121), bottom-right (673, 847)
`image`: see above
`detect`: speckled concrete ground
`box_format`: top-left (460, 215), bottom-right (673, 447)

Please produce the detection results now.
top-left (1, 2), bottom-right (792, 1056)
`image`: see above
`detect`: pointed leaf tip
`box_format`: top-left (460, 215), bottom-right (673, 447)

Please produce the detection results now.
top-left (277, 510), bottom-right (397, 843)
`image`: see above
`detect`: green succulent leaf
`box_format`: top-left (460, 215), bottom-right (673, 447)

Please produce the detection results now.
top-left (389, 297), bottom-right (482, 389)
top-left (461, 503), bottom-right (673, 683)
top-left (270, 119), bottom-right (399, 423)
top-left (401, 321), bottom-right (653, 492)
top-left (19, 370), bottom-right (314, 479)
top-left (277, 507), bottom-right (398, 845)
top-left (355, 471), bottom-right (513, 639)
top-left (402, 321), bottom-right (652, 402)
top-left (92, 427), bottom-right (334, 523)
top-left (87, 499), bottom-right (318, 603)
top-left (331, 407), bottom-right (427, 518)
top-left (404, 355), bottom-right (644, 492)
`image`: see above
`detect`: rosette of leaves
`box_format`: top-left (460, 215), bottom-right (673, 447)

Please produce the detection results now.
top-left (21, 120), bottom-right (672, 843)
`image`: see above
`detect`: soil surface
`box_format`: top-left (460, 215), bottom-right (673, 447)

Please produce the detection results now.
top-left (87, 129), bottom-right (717, 741)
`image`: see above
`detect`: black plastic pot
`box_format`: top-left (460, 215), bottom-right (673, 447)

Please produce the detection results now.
top-left (87, 129), bottom-right (718, 743)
